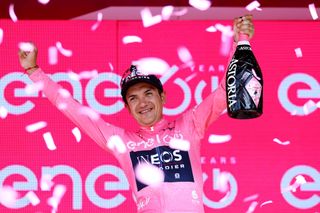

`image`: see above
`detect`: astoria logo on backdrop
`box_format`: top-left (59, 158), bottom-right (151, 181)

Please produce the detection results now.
top-left (130, 146), bottom-right (194, 191)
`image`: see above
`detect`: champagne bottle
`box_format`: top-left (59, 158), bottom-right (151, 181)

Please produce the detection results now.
top-left (226, 33), bottom-right (263, 119)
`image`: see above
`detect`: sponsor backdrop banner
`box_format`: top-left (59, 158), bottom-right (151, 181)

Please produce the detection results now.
top-left (0, 20), bottom-right (319, 212)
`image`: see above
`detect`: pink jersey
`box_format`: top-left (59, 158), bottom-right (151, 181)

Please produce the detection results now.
top-left (29, 66), bottom-right (227, 212)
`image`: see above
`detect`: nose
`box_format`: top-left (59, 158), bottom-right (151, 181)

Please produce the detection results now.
top-left (138, 96), bottom-right (148, 107)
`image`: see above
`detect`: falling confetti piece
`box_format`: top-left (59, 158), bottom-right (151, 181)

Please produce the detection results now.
top-left (43, 132), bottom-right (57, 150)
top-left (122, 35), bottom-right (143, 44)
top-left (140, 8), bottom-right (162, 27)
top-left (40, 174), bottom-right (54, 191)
top-left (172, 8), bottom-right (188, 16)
top-left (47, 184), bottom-right (66, 211)
top-left (177, 46), bottom-right (193, 63)
top-left (189, 0), bottom-right (211, 11)
top-left (217, 172), bottom-right (230, 193)
top-left (208, 134), bottom-right (232, 144)
top-left (169, 138), bottom-right (190, 151)
top-left (108, 62), bottom-right (114, 71)
top-left (58, 88), bottom-right (71, 98)
top-left (309, 3), bottom-right (319, 20)
top-left (38, 0), bottom-right (50, 4)
top-left (72, 127), bottom-right (81, 143)
top-left (0, 186), bottom-right (19, 208)
top-left (246, 1), bottom-right (262, 11)
top-left (161, 5), bottom-right (174, 20)
top-left (282, 175), bottom-right (306, 193)
top-left (243, 194), bottom-right (259, 202)
top-left (132, 57), bottom-right (170, 75)
top-left (185, 73), bottom-right (197, 82)
top-left (107, 135), bottom-right (126, 153)
top-left (9, 4), bottom-right (18, 22)
top-left (0, 106), bottom-right (8, 119)
top-left (79, 107), bottom-right (100, 121)
top-left (26, 121), bottom-right (47, 133)
top-left (0, 28), bottom-right (3, 45)
top-left (206, 26), bottom-right (217, 32)
top-left (135, 163), bottom-right (164, 187)
top-left (294, 47), bottom-right (303, 58)
top-left (273, 138), bottom-right (290, 145)
top-left (25, 81), bottom-right (44, 95)
top-left (91, 12), bottom-right (103, 31)
top-left (303, 100), bottom-right (316, 115)
top-left (260, 200), bottom-right (273, 207)
top-left (56, 41), bottom-right (72, 57)
top-left (48, 46), bottom-right (58, 65)
top-left (246, 201), bottom-right (259, 213)
top-left (26, 191), bottom-right (40, 206)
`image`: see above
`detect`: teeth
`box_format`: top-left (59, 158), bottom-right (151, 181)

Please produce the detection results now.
top-left (140, 109), bottom-right (151, 114)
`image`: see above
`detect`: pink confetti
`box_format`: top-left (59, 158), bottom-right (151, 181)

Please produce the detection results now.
top-left (48, 46), bottom-right (58, 65)
top-left (40, 174), bottom-right (54, 191)
top-left (0, 186), bottom-right (19, 208)
top-left (79, 106), bottom-right (100, 121)
top-left (135, 163), bottom-right (164, 187)
top-left (38, 0), bottom-right (50, 5)
top-left (260, 200), bottom-right (273, 207)
top-left (9, 4), bottom-right (18, 22)
top-left (206, 26), bottom-right (217, 32)
top-left (243, 194), bottom-right (259, 202)
top-left (246, 201), bottom-right (258, 213)
top-left (208, 134), bottom-right (231, 144)
top-left (72, 127), bottom-right (81, 143)
top-left (122, 35), bottom-right (143, 44)
top-left (91, 12), bottom-right (103, 31)
top-left (295, 47), bottom-right (303, 58)
top-left (56, 41), bottom-right (72, 57)
top-left (309, 3), bottom-right (319, 20)
top-left (303, 100), bottom-right (316, 115)
top-left (47, 185), bottom-right (66, 211)
top-left (25, 81), bottom-right (44, 95)
top-left (0, 28), bottom-right (3, 45)
top-left (217, 172), bottom-right (230, 193)
top-left (107, 135), bottom-right (126, 153)
top-left (43, 132), bottom-right (57, 151)
top-left (177, 46), bottom-right (193, 63)
top-left (189, 0), bottom-right (211, 11)
top-left (26, 191), bottom-right (40, 206)
top-left (25, 121), bottom-right (47, 133)
top-left (161, 5), bottom-right (174, 20)
top-left (133, 57), bottom-right (170, 75)
top-left (273, 138), bottom-right (290, 145)
top-left (169, 138), bottom-right (190, 151)
top-left (140, 8), bottom-right (162, 27)
top-left (108, 62), bottom-right (114, 71)
top-left (0, 106), bottom-right (8, 119)
top-left (246, 1), bottom-right (262, 11)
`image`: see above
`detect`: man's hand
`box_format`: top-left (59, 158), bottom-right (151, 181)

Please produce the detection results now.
top-left (233, 14), bottom-right (254, 42)
top-left (18, 42), bottom-right (39, 75)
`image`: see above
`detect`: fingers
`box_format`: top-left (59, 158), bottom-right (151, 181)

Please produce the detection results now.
top-left (233, 14), bottom-right (254, 40)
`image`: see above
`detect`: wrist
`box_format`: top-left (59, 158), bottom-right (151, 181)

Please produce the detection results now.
top-left (24, 65), bottom-right (39, 74)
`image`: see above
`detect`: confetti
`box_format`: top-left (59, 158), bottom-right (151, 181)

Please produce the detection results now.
top-left (206, 26), bottom-right (217, 32)
top-left (56, 41), bottom-right (72, 57)
top-left (161, 5), bottom-right (174, 20)
top-left (208, 134), bottom-right (232, 144)
top-left (72, 127), bottom-right (81, 143)
top-left (43, 132), bottom-right (57, 151)
top-left (26, 191), bottom-right (40, 206)
top-left (294, 47), bottom-right (303, 58)
top-left (26, 121), bottom-right (47, 133)
top-left (246, 1), bottom-right (262, 11)
top-left (48, 46), bottom-right (58, 65)
top-left (58, 88), bottom-right (71, 98)
top-left (282, 175), bottom-right (306, 193)
top-left (303, 100), bottom-right (316, 115)
top-left (0, 106), bottom-right (8, 119)
top-left (122, 35), bottom-right (143, 44)
top-left (0, 186), bottom-right (19, 208)
top-left (0, 28), bottom-right (3, 45)
top-left (91, 12), bottom-right (103, 31)
top-left (108, 62), bottom-right (114, 71)
top-left (38, 0), bottom-right (50, 4)
top-left (132, 57), bottom-right (170, 75)
top-left (189, 0), bottom-right (211, 11)
top-left (169, 138), bottom-right (190, 151)
top-left (309, 3), bottom-right (319, 20)
top-left (79, 106), bottom-right (100, 121)
top-left (177, 46), bottom-right (193, 64)
top-left (260, 200), bottom-right (273, 207)
top-left (25, 81), bottom-right (44, 95)
top-left (172, 8), bottom-right (188, 16)
top-left (217, 172), bottom-right (230, 193)
top-left (135, 163), bottom-right (164, 187)
top-left (185, 73), bottom-right (197, 82)
top-left (9, 4), bottom-right (18, 22)
top-left (140, 8), bottom-right (162, 27)
top-left (246, 201), bottom-right (259, 213)
top-left (107, 135), bottom-right (127, 153)
top-left (47, 185), bottom-right (66, 211)
top-left (243, 194), bottom-right (259, 202)
top-left (273, 138), bottom-right (290, 145)
top-left (40, 174), bottom-right (54, 191)
top-left (19, 42), bottom-right (35, 52)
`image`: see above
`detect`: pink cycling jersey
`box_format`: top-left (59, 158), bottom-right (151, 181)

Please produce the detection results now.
top-left (29, 59), bottom-right (229, 212)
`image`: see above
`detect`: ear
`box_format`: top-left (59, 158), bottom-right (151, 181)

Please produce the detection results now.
top-left (161, 91), bottom-right (166, 104)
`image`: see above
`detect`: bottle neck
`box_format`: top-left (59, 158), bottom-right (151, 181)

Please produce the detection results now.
top-left (238, 33), bottom-right (250, 45)
top-left (237, 40), bottom-right (250, 45)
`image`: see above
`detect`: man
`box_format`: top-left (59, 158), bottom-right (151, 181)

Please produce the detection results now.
top-left (19, 15), bottom-right (254, 213)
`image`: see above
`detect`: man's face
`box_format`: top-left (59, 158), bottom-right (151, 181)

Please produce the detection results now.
top-left (125, 82), bottom-right (165, 127)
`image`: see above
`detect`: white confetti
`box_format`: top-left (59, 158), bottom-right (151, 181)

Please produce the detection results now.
top-left (57, 103), bottom-right (68, 110)
top-left (38, 0), bottom-right (50, 5)
top-left (67, 71), bottom-right (80, 81)
top-left (243, 194), bottom-right (259, 202)
top-left (135, 163), bottom-right (164, 187)
top-left (43, 132), bottom-right (57, 151)
top-left (294, 47), bottom-right (303, 58)
top-left (273, 138), bottom-right (290, 145)
top-left (172, 8), bottom-right (188, 16)
top-left (79, 70), bottom-right (98, 79)
top-left (132, 57), bottom-right (170, 75)
top-left (108, 62), bottom-right (114, 71)
top-left (47, 185), bottom-right (66, 211)
top-left (48, 46), bottom-right (58, 65)
top-left (217, 172), bottom-right (230, 193)
top-left (122, 35), bottom-right (143, 44)
top-left (0, 186), bottom-right (19, 208)
top-left (26, 121), bottom-right (47, 133)
top-left (91, 12), bottom-right (103, 31)
top-left (140, 8), bottom-right (162, 27)
top-left (161, 5), bottom-right (174, 20)
top-left (9, 4), bottom-right (18, 22)
top-left (25, 81), bottom-right (44, 95)
top-left (189, 0), bottom-right (211, 11)
top-left (246, 201), bottom-right (259, 213)
top-left (57, 88), bottom-right (71, 98)
top-left (246, 1), bottom-right (262, 11)
top-left (169, 138), bottom-right (190, 151)
top-left (317, 100), bottom-right (320, 108)
top-left (26, 191), bottom-right (40, 206)
top-left (56, 41), bottom-right (72, 57)
top-left (107, 135), bottom-right (126, 153)
top-left (40, 174), bottom-right (54, 191)
top-left (177, 46), bottom-right (193, 63)
top-left (282, 175), bottom-right (306, 193)
top-left (208, 134), bottom-right (232, 144)
top-left (0, 28), bottom-right (3, 45)
top-left (185, 73), bottom-right (197, 82)
top-left (206, 26), bottom-right (217, 32)
top-left (0, 106), bottom-right (8, 119)
top-left (309, 3), bottom-right (319, 20)
top-left (260, 200), bottom-right (273, 207)
top-left (303, 100), bottom-right (316, 115)
top-left (72, 127), bottom-right (81, 143)
top-left (79, 106), bottom-right (100, 121)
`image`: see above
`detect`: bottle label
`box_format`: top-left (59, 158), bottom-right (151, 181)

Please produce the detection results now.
top-left (245, 74), bottom-right (262, 107)
top-left (226, 58), bottom-right (238, 108)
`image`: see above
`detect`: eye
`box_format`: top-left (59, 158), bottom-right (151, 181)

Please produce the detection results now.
top-left (128, 96), bottom-right (136, 102)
